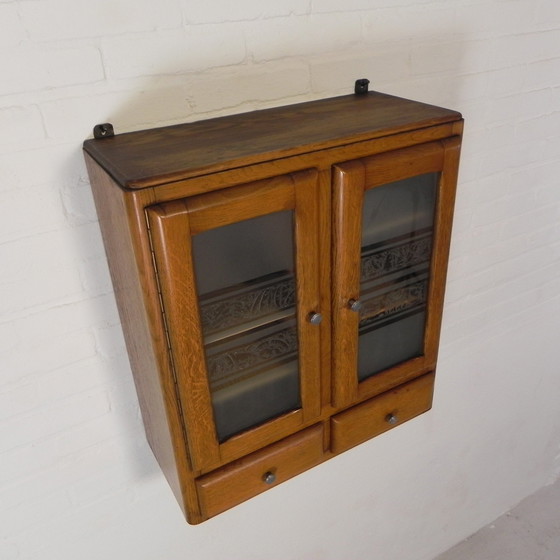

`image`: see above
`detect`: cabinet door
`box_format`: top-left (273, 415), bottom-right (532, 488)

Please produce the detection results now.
top-left (332, 138), bottom-right (461, 407)
top-left (147, 170), bottom-right (322, 471)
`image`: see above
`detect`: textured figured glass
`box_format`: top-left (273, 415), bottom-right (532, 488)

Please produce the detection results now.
top-left (191, 211), bottom-right (300, 442)
top-left (357, 173), bottom-right (438, 382)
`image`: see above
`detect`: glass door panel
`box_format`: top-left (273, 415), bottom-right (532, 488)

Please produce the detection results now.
top-left (191, 211), bottom-right (300, 442)
top-left (357, 173), bottom-right (437, 381)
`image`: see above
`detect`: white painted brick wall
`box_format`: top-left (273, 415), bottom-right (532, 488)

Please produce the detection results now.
top-left (0, 47), bottom-right (105, 96)
top-left (19, 0), bottom-right (182, 40)
top-left (1, 1), bottom-right (559, 559)
top-left (102, 26), bottom-right (247, 78)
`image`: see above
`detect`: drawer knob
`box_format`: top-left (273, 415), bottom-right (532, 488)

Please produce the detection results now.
top-left (348, 299), bottom-right (363, 312)
top-left (263, 471), bottom-right (276, 485)
top-left (308, 312), bottom-right (323, 325)
top-left (385, 413), bottom-right (398, 425)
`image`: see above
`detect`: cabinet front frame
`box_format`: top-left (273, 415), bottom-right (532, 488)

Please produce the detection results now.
top-left (147, 169), bottom-right (323, 472)
top-left (332, 137), bottom-right (461, 408)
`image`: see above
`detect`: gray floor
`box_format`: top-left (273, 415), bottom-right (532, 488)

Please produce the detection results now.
top-left (435, 476), bottom-right (560, 560)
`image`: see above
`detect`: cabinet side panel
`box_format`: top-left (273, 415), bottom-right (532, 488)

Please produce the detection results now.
top-left (84, 153), bottom-right (200, 522)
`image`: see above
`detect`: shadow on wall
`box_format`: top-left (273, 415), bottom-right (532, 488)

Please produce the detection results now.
top-left (68, 31), bottom-right (466, 479)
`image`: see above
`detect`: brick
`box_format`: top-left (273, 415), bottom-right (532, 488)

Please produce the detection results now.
top-left (471, 191), bottom-right (536, 228)
top-left (536, 1), bottom-right (560, 24)
top-left (515, 111), bottom-right (560, 141)
top-left (0, 184), bottom-right (67, 244)
top-left (524, 57), bottom-right (560, 89)
top-left (463, 172), bottom-right (512, 205)
top-left (0, 4), bottom-right (25, 47)
top-left (67, 461), bottom-right (136, 508)
top-left (552, 87), bottom-right (560, 112)
top-left (102, 27), bottom-right (246, 79)
top-left (1, 488), bottom-right (73, 538)
top-left (0, 106), bottom-right (45, 150)
top-left (444, 291), bottom-right (533, 345)
top-left (383, 77), bottom-right (454, 108)
top-left (78, 257), bottom-right (113, 296)
top-left (467, 267), bottom-right (548, 323)
top-left (2, 329), bottom-right (97, 387)
top-left (363, 4), bottom-right (456, 44)
top-left (0, 389), bottom-right (110, 454)
top-left (60, 179), bottom-right (99, 228)
top-left (245, 13), bottom-right (364, 62)
top-left (188, 62), bottom-right (310, 114)
top-left (0, 233), bottom-right (86, 318)
top-left (462, 125), bottom-right (517, 162)
top-left (452, 72), bottom-right (489, 103)
top-left (455, 0), bottom-right (537, 36)
top-left (0, 47), bottom-right (104, 95)
top-left (1, 263), bottom-right (85, 320)
top-left (362, 8), bottom-right (408, 44)
top-left (0, 321), bottom-right (19, 355)
top-left (0, 380), bottom-right (40, 421)
top-left (0, 145), bottom-right (86, 193)
top-left (485, 88), bottom-right (555, 125)
top-left (12, 296), bottom-right (116, 349)
top-left (312, 0), bottom-right (415, 13)
top-left (41, 85), bottom-right (197, 142)
top-left (444, 266), bottom-right (497, 308)
top-left (532, 161), bottom-right (560, 201)
top-left (459, 41), bottom-right (499, 75)
top-left (54, 409), bottom-right (141, 458)
top-left (0, 440), bottom-right (55, 486)
top-left (476, 139), bottom-right (548, 177)
top-left (39, 357), bottom-right (114, 404)
top-left (92, 323), bottom-right (127, 359)
top-left (310, 50), bottom-right (409, 94)
top-left (410, 41), bottom-right (463, 75)
top-left (485, 66), bottom-right (527, 97)
top-left (19, 0), bottom-right (181, 41)
top-left (500, 204), bottom-right (559, 240)
top-left (183, 0), bottom-right (310, 23)
top-left (525, 223), bottom-right (560, 254)
top-left (0, 543), bottom-right (18, 560)
top-left (16, 487), bottom-right (137, 558)
top-left (0, 416), bottom-right (129, 487)
top-left (493, 30), bottom-right (560, 67)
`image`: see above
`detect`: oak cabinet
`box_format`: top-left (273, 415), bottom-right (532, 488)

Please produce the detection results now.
top-left (84, 85), bottom-right (462, 524)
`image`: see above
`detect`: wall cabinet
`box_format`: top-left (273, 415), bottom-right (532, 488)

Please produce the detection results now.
top-left (84, 85), bottom-right (462, 524)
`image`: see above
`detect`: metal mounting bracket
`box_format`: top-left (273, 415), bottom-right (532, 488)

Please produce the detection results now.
top-left (354, 79), bottom-right (370, 95)
top-left (93, 123), bottom-right (115, 139)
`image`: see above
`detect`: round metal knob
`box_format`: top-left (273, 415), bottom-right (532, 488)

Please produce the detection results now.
top-left (348, 299), bottom-right (363, 312)
top-left (385, 413), bottom-right (398, 425)
top-left (263, 471), bottom-right (276, 484)
top-left (308, 312), bottom-right (323, 325)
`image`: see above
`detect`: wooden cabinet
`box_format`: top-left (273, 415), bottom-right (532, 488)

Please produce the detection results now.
top-left (83, 84), bottom-right (462, 524)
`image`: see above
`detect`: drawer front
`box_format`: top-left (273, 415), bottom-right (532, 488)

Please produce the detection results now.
top-left (196, 424), bottom-right (324, 519)
top-left (331, 372), bottom-right (435, 454)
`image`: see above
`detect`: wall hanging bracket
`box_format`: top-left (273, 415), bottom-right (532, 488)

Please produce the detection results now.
top-left (354, 79), bottom-right (370, 95)
top-left (93, 123), bottom-right (115, 139)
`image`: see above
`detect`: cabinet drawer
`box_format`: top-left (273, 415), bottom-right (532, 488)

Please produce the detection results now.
top-left (196, 424), bottom-right (324, 518)
top-left (331, 373), bottom-right (435, 454)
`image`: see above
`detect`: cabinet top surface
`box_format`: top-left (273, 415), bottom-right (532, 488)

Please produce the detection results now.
top-left (83, 90), bottom-right (462, 190)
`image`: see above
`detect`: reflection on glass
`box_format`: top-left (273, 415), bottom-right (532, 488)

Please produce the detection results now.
top-left (357, 173), bottom-right (438, 382)
top-left (191, 211), bottom-right (300, 442)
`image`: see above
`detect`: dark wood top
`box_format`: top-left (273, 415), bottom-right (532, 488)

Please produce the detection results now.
top-left (83, 91), bottom-right (462, 189)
